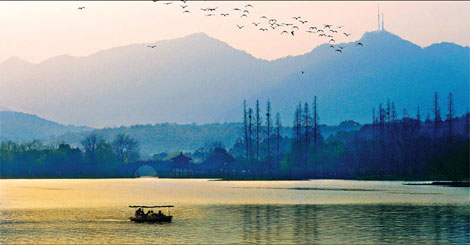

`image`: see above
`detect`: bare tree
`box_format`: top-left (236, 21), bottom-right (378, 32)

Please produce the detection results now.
top-left (248, 107), bottom-right (254, 165)
top-left (432, 92), bottom-right (442, 139)
top-left (243, 100), bottom-right (249, 162)
top-left (80, 133), bottom-right (104, 164)
top-left (255, 99), bottom-right (261, 163)
top-left (112, 133), bottom-right (139, 163)
top-left (312, 96), bottom-right (319, 150)
top-left (447, 92), bottom-right (454, 140)
top-left (265, 100), bottom-right (272, 165)
top-left (275, 112), bottom-right (282, 166)
top-left (303, 102), bottom-right (312, 164)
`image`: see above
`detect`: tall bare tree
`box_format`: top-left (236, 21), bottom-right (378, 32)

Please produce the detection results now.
top-left (275, 112), bottom-right (282, 166)
top-left (265, 100), bottom-right (272, 165)
top-left (312, 96), bottom-right (319, 149)
top-left (432, 92), bottom-right (442, 139)
top-left (255, 99), bottom-right (261, 163)
top-left (447, 92), bottom-right (454, 140)
top-left (243, 100), bottom-right (249, 162)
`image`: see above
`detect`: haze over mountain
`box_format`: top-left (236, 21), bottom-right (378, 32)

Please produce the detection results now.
top-left (0, 111), bottom-right (91, 141)
top-left (1, 30), bottom-right (468, 127)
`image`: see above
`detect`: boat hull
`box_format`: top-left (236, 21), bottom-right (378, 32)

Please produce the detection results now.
top-left (130, 216), bottom-right (173, 223)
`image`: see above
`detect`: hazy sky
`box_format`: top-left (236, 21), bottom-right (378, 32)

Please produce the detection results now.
top-left (0, 1), bottom-right (469, 63)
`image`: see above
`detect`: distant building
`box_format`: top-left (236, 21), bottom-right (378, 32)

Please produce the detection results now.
top-left (170, 152), bottom-right (193, 175)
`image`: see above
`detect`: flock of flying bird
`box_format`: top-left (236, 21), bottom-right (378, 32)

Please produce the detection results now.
top-left (78, 1), bottom-right (365, 69)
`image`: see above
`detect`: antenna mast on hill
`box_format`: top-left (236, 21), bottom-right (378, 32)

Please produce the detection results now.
top-left (377, 3), bottom-right (381, 31)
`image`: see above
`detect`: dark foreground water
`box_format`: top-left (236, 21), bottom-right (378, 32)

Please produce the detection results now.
top-left (1, 179), bottom-right (469, 244)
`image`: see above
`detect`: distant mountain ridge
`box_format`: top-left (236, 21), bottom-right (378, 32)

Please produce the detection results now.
top-left (1, 31), bottom-right (468, 127)
top-left (0, 111), bottom-right (91, 141)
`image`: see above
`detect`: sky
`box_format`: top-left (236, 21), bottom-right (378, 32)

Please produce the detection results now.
top-left (0, 1), bottom-right (469, 63)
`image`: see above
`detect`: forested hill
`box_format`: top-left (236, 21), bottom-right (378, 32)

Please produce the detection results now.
top-left (51, 121), bottom-right (361, 157)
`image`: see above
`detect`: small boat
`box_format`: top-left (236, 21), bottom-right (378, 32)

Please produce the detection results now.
top-left (129, 205), bottom-right (174, 223)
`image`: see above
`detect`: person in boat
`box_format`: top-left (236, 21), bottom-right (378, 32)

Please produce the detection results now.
top-left (158, 210), bottom-right (163, 217)
top-left (136, 208), bottom-right (143, 216)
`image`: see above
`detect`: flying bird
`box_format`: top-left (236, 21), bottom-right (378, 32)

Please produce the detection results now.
top-left (329, 39), bottom-right (335, 43)
top-left (78, 6), bottom-right (85, 10)
top-left (260, 28), bottom-right (268, 31)
top-left (181, 0), bottom-right (187, 3)
top-left (233, 8), bottom-right (241, 11)
top-left (183, 10), bottom-right (190, 13)
top-left (299, 20), bottom-right (308, 24)
top-left (241, 14), bottom-right (248, 18)
top-left (337, 25), bottom-right (344, 28)
top-left (309, 26), bottom-right (317, 30)
top-left (293, 16), bottom-right (301, 20)
top-left (335, 49), bottom-right (342, 53)
top-left (291, 31), bottom-right (295, 36)
top-left (260, 16), bottom-right (268, 19)
top-left (301, 71), bottom-right (304, 74)
top-left (180, 5), bottom-right (188, 8)
top-left (343, 32), bottom-right (351, 37)
top-left (206, 14), bottom-right (214, 17)
top-left (236, 24), bottom-right (244, 29)
top-left (245, 4), bottom-right (253, 8)
top-left (356, 42), bottom-right (363, 47)
top-left (292, 26), bottom-right (299, 30)
top-left (243, 10), bottom-right (249, 13)
top-left (281, 30), bottom-right (289, 35)
top-left (221, 13), bottom-right (229, 16)
top-left (252, 22), bottom-right (260, 26)
top-left (147, 45), bottom-right (156, 48)
top-left (163, 2), bottom-right (172, 5)
top-left (324, 24), bottom-right (332, 29)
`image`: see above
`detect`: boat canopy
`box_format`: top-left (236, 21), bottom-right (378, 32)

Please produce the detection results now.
top-left (129, 205), bottom-right (174, 208)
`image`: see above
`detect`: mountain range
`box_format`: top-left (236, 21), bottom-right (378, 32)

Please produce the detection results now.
top-left (0, 30), bottom-right (468, 128)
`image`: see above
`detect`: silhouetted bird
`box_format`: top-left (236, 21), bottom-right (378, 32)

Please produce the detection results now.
top-left (183, 10), bottom-right (190, 13)
top-left (78, 6), bottom-right (85, 10)
top-left (245, 4), bottom-right (253, 8)
top-left (233, 8), bottom-right (241, 11)
top-left (260, 16), bottom-right (268, 19)
top-left (147, 45), bottom-right (156, 48)
top-left (206, 14), bottom-right (214, 17)
top-left (335, 49), bottom-right (342, 53)
top-left (243, 10), bottom-right (249, 14)
top-left (299, 20), bottom-right (308, 24)
top-left (241, 14), bottom-right (248, 18)
top-left (356, 42), bottom-right (363, 47)
top-left (281, 30), bottom-right (288, 35)
top-left (260, 28), bottom-right (268, 31)
top-left (343, 32), bottom-right (351, 37)
top-left (292, 26), bottom-right (299, 30)
top-left (221, 13), bottom-right (229, 16)
top-left (236, 24), bottom-right (244, 29)
top-left (291, 31), bottom-right (295, 36)
top-left (252, 22), bottom-right (260, 26)
top-left (180, 5), bottom-right (188, 8)
top-left (329, 39), bottom-right (335, 43)
top-left (309, 26), bottom-right (317, 30)
top-left (163, 2), bottom-right (172, 5)
top-left (337, 25), bottom-right (344, 28)
top-left (324, 24), bottom-right (332, 28)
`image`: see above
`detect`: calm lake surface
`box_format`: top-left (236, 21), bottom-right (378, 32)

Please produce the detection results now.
top-left (1, 179), bottom-right (469, 244)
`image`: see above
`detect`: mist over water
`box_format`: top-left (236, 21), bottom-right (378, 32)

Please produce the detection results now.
top-left (1, 179), bottom-right (469, 244)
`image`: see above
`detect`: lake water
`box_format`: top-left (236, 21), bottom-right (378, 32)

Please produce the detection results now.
top-left (1, 179), bottom-right (469, 244)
